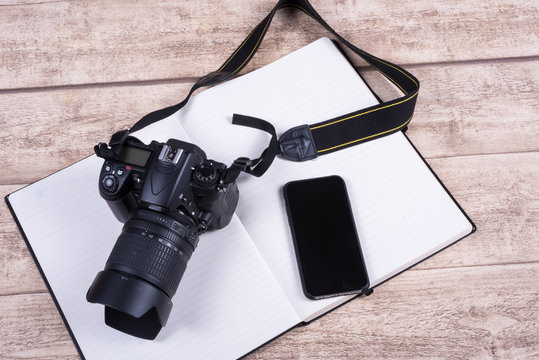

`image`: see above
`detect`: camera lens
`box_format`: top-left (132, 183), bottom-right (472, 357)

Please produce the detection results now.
top-left (87, 209), bottom-right (199, 339)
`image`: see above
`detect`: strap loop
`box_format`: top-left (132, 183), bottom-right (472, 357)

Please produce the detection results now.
top-left (109, 130), bottom-right (130, 149)
top-left (94, 129), bottom-right (129, 159)
top-left (223, 114), bottom-right (281, 183)
top-left (279, 124), bottom-right (317, 162)
top-left (233, 157), bottom-right (256, 169)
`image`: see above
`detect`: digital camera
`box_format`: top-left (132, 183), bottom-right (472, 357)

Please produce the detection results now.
top-left (86, 135), bottom-right (239, 340)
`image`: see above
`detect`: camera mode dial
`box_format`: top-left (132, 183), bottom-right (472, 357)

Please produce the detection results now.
top-left (193, 164), bottom-right (218, 186)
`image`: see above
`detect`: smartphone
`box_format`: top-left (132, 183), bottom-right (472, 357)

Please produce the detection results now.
top-left (283, 175), bottom-right (369, 299)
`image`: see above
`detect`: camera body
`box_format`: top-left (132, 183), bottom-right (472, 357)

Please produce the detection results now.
top-left (87, 135), bottom-right (239, 340)
top-left (99, 136), bottom-right (238, 231)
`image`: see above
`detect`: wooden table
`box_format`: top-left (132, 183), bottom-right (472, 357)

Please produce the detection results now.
top-left (1, 1), bottom-right (538, 359)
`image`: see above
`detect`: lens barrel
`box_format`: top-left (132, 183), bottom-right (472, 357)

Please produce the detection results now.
top-left (107, 209), bottom-right (199, 297)
top-left (87, 209), bottom-right (199, 339)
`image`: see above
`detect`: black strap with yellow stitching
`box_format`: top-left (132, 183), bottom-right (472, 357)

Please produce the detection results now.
top-left (106, 0), bottom-right (420, 182)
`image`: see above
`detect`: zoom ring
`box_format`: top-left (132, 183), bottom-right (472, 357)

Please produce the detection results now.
top-left (125, 218), bottom-right (196, 255)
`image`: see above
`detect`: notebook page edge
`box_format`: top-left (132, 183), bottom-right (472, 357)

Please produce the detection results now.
top-left (5, 191), bottom-right (87, 360)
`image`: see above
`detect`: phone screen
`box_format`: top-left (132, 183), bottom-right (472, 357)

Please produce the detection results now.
top-left (283, 175), bottom-right (369, 299)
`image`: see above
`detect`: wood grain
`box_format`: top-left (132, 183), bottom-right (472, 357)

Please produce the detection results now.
top-left (1, 263), bottom-right (536, 360)
top-left (1, 59), bottom-right (538, 185)
top-left (415, 152), bottom-right (539, 270)
top-left (0, 293), bottom-right (78, 360)
top-left (246, 263), bottom-right (539, 360)
top-left (367, 58), bottom-right (539, 158)
top-left (1, 0), bottom-right (538, 89)
top-left (0, 81), bottom-right (194, 185)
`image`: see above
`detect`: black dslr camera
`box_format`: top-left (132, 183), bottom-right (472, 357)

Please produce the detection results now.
top-left (86, 134), bottom-right (239, 340)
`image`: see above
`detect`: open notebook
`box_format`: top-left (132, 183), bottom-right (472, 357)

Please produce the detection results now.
top-left (6, 38), bottom-right (474, 360)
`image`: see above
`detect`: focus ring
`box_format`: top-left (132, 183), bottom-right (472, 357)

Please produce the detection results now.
top-left (125, 218), bottom-right (195, 255)
top-left (133, 209), bottom-right (199, 250)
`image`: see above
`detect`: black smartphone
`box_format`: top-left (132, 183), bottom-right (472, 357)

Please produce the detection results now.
top-left (283, 175), bottom-right (369, 300)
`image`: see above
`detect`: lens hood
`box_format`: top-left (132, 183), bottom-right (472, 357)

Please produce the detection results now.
top-left (86, 270), bottom-right (173, 340)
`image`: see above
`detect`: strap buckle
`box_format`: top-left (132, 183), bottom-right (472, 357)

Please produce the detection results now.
top-left (232, 157), bottom-right (255, 170)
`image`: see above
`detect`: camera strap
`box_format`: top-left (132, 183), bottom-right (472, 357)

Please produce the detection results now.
top-left (97, 0), bottom-right (419, 183)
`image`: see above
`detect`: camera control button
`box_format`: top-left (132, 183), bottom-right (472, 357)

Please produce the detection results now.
top-left (102, 175), bottom-right (118, 192)
top-left (104, 164), bottom-right (112, 172)
top-left (117, 168), bottom-right (125, 176)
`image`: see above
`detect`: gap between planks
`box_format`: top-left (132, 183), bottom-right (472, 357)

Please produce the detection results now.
top-left (1, 257), bottom-right (537, 298)
top-left (1, 150), bottom-right (537, 187)
top-left (1, 54), bottom-right (538, 95)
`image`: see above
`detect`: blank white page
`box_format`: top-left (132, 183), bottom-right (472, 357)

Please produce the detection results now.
top-left (8, 117), bottom-right (300, 360)
top-left (175, 37), bottom-right (473, 320)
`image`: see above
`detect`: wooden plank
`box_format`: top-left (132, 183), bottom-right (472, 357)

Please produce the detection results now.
top-left (1, 59), bottom-right (538, 185)
top-left (368, 58), bottom-right (539, 158)
top-left (415, 152), bottom-right (539, 270)
top-left (0, 263), bottom-right (536, 359)
top-left (1, 0), bottom-right (538, 89)
top-left (0, 292), bottom-right (78, 360)
top-left (0, 81), bottom-right (193, 185)
top-left (247, 263), bottom-right (539, 359)
top-left (2, 152), bottom-right (537, 295)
